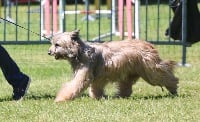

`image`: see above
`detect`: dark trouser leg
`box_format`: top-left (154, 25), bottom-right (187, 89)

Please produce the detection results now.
top-left (0, 45), bottom-right (28, 88)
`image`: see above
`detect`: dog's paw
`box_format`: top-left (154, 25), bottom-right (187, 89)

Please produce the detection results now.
top-left (54, 96), bottom-right (67, 103)
top-left (54, 82), bottom-right (73, 103)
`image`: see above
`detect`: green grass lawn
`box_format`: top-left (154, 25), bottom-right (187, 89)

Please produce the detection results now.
top-left (0, 3), bottom-right (200, 122)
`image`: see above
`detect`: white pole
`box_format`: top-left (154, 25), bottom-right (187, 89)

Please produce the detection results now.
top-left (59, 0), bottom-right (64, 32)
top-left (135, 0), bottom-right (140, 39)
top-left (40, 0), bottom-right (45, 39)
top-left (112, 0), bottom-right (116, 33)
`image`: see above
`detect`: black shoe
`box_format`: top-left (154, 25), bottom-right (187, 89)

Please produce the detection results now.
top-left (13, 76), bottom-right (31, 101)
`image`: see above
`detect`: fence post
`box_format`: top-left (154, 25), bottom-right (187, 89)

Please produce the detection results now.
top-left (181, 0), bottom-right (189, 66)
top-left (59, 0), bottom-right (65, 32)
top-left (126, 0), bottom-right (132, 40)
top-left (118, 0), bottom-right (124, 39)
top-left (53, 0), bottom-right (58, 33)
top-left (45, 0), bottom-right (50, 35)
top-left (111, 0), bottom-right (116, 34)
top-left (0, 0), bottom-right (1, 18)
top-left (135, 0), bottom-right (140, 39)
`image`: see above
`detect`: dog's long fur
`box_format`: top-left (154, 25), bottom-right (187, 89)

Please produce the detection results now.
top-left (48, 30), bottom-right (179, 102)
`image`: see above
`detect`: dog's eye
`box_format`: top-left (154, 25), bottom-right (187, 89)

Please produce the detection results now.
top-left (55, 43), bottom-right (60, 47)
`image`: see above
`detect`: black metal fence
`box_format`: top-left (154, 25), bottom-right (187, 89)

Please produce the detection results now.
top-left (0, 0), bottom-right (178, 42)
top-left (0, 0), bottom-right (193, 65)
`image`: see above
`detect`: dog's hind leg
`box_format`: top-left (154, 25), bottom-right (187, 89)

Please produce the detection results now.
top-left (55, 67), bottom-right (92, 102)
top-left (89, 81), bottom-right (108, 99)
top-left (116, 76), bottom-right (139, 98)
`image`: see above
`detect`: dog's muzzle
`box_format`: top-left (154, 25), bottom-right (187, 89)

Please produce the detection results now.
top-left (48, 50), bottom-right (60, 59)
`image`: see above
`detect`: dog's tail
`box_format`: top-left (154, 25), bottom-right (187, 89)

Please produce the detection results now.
top-left (157, 60), bottom-right (179, 95)
top-left (158, 60), bottom-right (177, 73)
top-left (138, 58), bottom-right (179, 95)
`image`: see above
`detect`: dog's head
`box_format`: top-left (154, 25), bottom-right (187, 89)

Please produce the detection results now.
top-left (48, 29), bottom-right (83, 60)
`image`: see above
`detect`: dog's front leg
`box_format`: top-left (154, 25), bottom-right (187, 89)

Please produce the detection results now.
top-left (55, 67), bottom-right (92, 102)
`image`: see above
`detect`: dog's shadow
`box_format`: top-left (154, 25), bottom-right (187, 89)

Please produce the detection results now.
top-left (0, 93), bottom-right (189, 102)
top-left (79, 93), bottom-right (189, 101)
top-left (128, 94), bottom-right (181, 100)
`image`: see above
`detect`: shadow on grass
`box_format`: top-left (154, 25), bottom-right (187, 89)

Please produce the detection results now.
top-left (0, 94), bottom-right (55, 102)
top-left (87, 93), bottom-right (190, 101)
top-left (25, 93), bottom-right (192, 101)
top-left (130, 94), bottom-right (178, 100)
top-left (0, 93), bottom-right (190, 102)
top-left (0, 97), bottom-right (13, 102)
top-left (122, 93), bottom-right (190, 101)
top-left (26, 94), bottom-right (55, 100)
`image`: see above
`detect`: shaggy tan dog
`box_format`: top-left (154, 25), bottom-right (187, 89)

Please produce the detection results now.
top-left (48, 30), bottom-right (179, 102)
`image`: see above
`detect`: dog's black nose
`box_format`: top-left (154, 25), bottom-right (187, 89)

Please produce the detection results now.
top-left (48, 50), bottom-right (51, 55)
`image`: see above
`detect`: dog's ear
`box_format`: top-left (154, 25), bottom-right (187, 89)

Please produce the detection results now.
top-left (70, 29), bottom-right (86, 47)
top-left (71, 29), bottom-right (80, 40)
